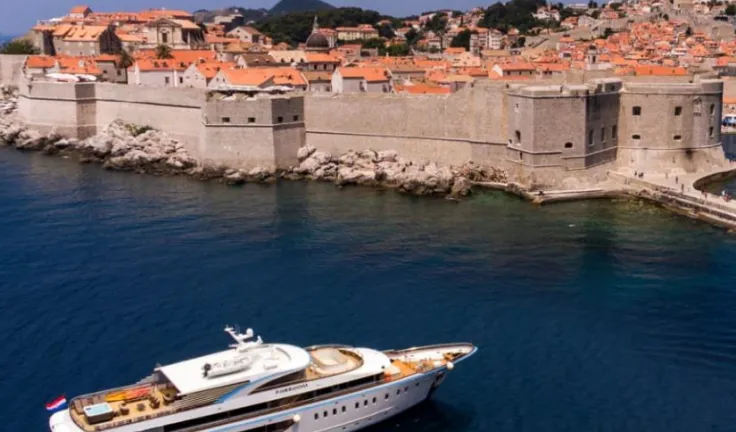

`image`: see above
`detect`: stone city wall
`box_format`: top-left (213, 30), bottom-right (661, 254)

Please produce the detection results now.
top-left (0, 55), bottom-right (26, 87)
top-left (304, 81), bottom-right (509, 168)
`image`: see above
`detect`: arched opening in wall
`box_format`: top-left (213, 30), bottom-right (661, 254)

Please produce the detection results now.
top-left (564, 142), bottom-right (573, 149)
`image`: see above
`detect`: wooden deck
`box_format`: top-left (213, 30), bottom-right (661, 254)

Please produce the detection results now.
top-left (70, 386), bottom-right (177, 432)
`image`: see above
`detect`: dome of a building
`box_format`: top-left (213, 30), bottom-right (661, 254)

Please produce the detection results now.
top-left (305, 32), bottom-right (329, 51)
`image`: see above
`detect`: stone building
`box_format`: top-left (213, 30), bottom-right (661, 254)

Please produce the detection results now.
top-left (142, 18), bottom-right (204, 50)
top-left (226, 26), bottom-right (263, 44)
top-left (331, 67), bottom-right (392, 93)
top-left (52, 25), bottom-right (121, 57)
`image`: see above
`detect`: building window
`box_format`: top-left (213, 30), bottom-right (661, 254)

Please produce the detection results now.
top-left (385, 393), bottom-right (389, 400)
top-left (165, 77), bottom-right (170, 85)
top-left (674, 135), bottom-right (682, 140)
top-left (323, 411), bottom-right (328, 418)
top-left (363, 400), bottom-right (368, 407)
top-left (632, 106), bottom-right (641, 116)
top-left (355, 402), bottom-right (359, 409)
top-left (564, 142), bottom-right (573, 149)
top-left (674, 106), bottom-right (682, 116)
top-left (632, 134), bottom-right (641, 140)
top-left (709, 126), bottom-right (714, 137)
top-left (342, 406), bottom-right (346, 413)
top-left (588, 130), bottom-right (594, 146)
top-left (333, 409), bottom-right (337, 415)
top-left (515, 130), bottom-right (521, 144)
top-left (601, 127), bottom-right (606, 141)
top-left (179, 77), bottom-right (183, 84)
top-left (248, 117), bottom-right (255, 123)
top-left (222, 117), bottom-right (230, 123)
top-left (314, 413), bottom-right (319, 420)
top-left (162, 32), bottom-right (168, 44)
top-left (277, 116), bottom-right (283, 123)
top-left (293, 115), bottom-right (299, 121)
top-left (117, 70), bottom-right (121, 76)
top-left (612, 125), bottom-right (617, 139)
top-left (710, 104), bottom-right (715, 116)
top-left (372, 397), bottom-right (376, 404)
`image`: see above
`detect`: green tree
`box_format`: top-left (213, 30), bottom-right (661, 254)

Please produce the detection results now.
top-left (361, 38), bottom-right (385, 49)
top-left (450, 29), bottom-right (475, 50)
top-left (726, 4), bottom-right (736, 15)
top-left (480, 0), bottom-right (546, 35)
top-left (404, 28), bottom-right (421, 46)
top-left (426, 13), bottom-right (448, 34)
top-left (155, 44), bottom-right (173, 59)
top-left (119, 49), bottom-right (134, 69)
top-left (385, 43), bottom-right (410, 56)
top-left (0, 39), bottom-right (39, 55)
top-left (377, 23), bottom-right (395, 38)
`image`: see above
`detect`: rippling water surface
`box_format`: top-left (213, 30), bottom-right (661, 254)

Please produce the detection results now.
top-left (2, 150), bottom-right (736, 431)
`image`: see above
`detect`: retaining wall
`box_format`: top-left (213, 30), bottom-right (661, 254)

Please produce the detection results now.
top-left (0, 54), bottom-right (25, 87)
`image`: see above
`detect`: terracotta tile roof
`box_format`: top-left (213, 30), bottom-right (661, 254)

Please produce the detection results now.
top-left (69, 5), bottom-right (90, 14)
top-left (52, 24), bottom-right (74, 37)
top-left (194, 61), bottom-right (235, 79)
top-left (305, 53), bottom-right (341, 64)
top-left (395, 83), bottom-right (451, 94)
top-left (25, 55), bottom-right (56, 69)
top-left (496, 62), bottom-right (536, 72)
top-left (219, 69), bottom-right (273, 86)
top-left (138, 9), bottom-right (193, 20)
top-left (63, 25), bottom-right (107, 42)
top-left (57, 57), bottom-right (101, 75)
top-left (634, 65), bottom-right (687, 76)
top-left (133, 59), bottom-right (188, 72)
top-left (302, 71), bottom-right (333, 82)
top-left (337, 67), bottom-right (390, 82)
top-left (723, 97), bottom-right (736, 105)
top-left (117, 33), bottom-right (145, 42)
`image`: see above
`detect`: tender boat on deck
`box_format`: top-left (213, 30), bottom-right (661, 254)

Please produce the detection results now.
top-left (49, 327), bottom-right (476, 432)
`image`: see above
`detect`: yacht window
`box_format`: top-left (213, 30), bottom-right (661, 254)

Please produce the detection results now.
top-left (323, 411), bottom-right (328, 418)
top-left (342, 406), bottom-right (346, 413)
top-left (396, 389), bottom-right (400, 395)
top-left (385, 393), bottom-right (389, 400)
top-left (355, 402), bottom-right (359, 409)
top-left (364, 400), bottom-right (368, 406)
top-left (372, 397), bottom-right (376, 404)
top-left (333, 408), bottom-right (337, 415)
top-left (314, 413), bottom-right (319, 420)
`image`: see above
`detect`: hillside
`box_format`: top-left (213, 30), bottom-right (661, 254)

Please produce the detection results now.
top-left (269, 0), bottom-right (336, 15)
top-left (193, 7), bottom-right (269, 23)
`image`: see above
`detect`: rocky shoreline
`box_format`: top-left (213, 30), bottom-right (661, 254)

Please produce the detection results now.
top-left (0, 85), bottom-right (505, 198)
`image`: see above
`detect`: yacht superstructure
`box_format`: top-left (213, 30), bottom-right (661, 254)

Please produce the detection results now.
top-left (49, 327), bottom-right (476, 432)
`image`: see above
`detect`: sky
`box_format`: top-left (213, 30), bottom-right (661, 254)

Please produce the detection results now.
top-left (0, 0), bottom-right (491, 36)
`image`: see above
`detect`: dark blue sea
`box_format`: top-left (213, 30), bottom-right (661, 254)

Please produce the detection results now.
top-left (2, 150), bottom-right (736, 432)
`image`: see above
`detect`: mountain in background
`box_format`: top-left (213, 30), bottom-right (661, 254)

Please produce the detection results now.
top-left (193, 7), bottom-right (269, 24)
top-left (269, 0), bottom-right (336, 15)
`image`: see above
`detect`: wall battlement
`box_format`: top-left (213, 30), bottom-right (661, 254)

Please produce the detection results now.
top-left (13, 73), bottom-right (728, 185)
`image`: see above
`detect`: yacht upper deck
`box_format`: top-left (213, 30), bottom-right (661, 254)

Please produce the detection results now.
top-left (158, 343), bottom-right (310, 396)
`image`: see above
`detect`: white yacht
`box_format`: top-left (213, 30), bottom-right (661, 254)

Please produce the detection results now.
top-left (49, 327), bottom-right (477, 432)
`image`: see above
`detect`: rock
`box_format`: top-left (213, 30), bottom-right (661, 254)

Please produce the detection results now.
top-left (376, 150), bottom-right (397, 163)
top-left (451, 177), bottom-right (472, 197)
top-left (338, 150), bottom-right (359, 167)
top-left (224, 169), bottom-right (247, 185)
top-left (81, 135), bottom-right (113, 157)
top-left (15, 129), bottom-right (46, 151)
top-left (336, 166), bottom-right (377, 186)
top-left (297, 156), bottom-right (322, 174)
top-left (297, 144), bottom-right (316, 162)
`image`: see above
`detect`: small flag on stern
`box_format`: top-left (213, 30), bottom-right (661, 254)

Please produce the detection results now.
top-left (45, 395), bottom-right (67, 412)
